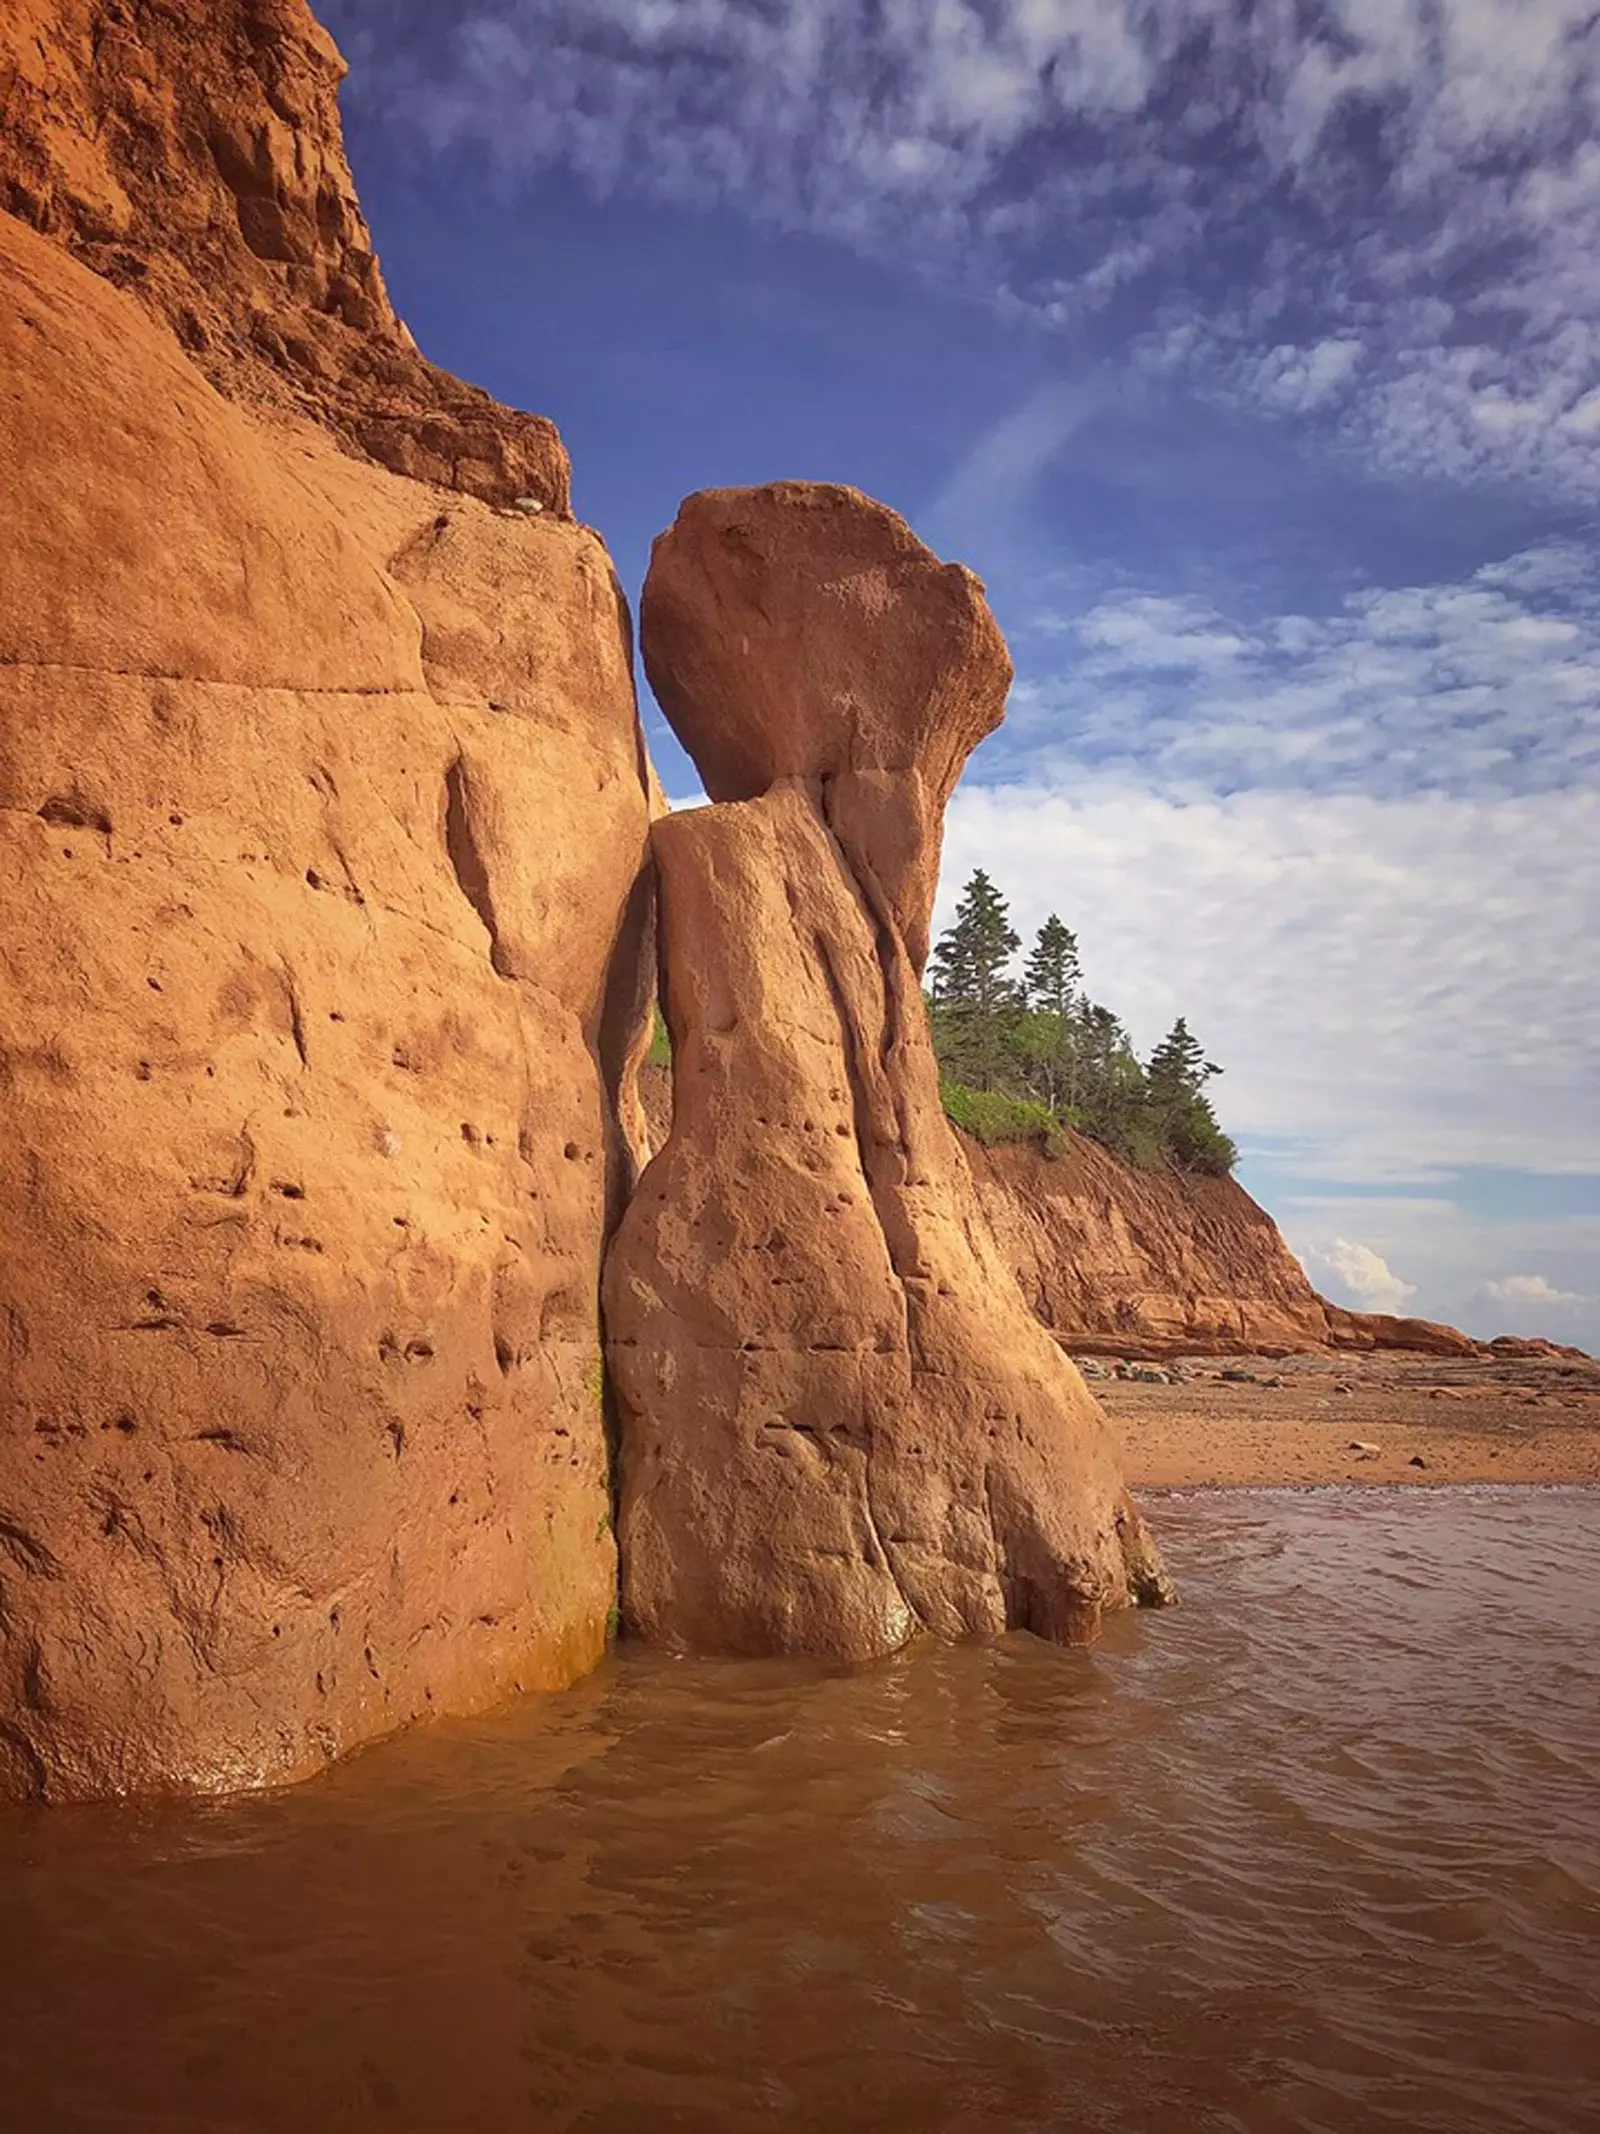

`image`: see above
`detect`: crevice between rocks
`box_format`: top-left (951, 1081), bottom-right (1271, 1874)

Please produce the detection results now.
top-left (443, 755), bottom-right (511, 978)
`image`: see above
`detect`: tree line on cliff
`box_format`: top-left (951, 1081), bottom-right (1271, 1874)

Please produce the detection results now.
top-left (928, 870), bottom-right (1238, 1176)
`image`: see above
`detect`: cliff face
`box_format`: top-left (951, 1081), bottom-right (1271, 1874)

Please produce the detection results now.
top-left (0, 0), bottom-right (652, 1800)
top-left (965, 1133), bottom-right (1476, 1360)
top-left (0, 0), bottom-right (567, 506)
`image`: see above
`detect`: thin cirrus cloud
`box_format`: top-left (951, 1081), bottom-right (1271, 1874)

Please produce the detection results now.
top-left (325, 0), bottom-right (1600, 497)
top-left (1002, 540), bottom-right (1600, 799)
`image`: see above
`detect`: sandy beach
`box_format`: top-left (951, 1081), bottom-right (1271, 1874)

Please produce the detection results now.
top-left (1088, 1347), bottom-right (1600, 1488)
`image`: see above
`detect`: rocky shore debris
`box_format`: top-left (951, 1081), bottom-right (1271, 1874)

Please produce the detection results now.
top-left (1093, 1345), bottom-right (1600, 1488)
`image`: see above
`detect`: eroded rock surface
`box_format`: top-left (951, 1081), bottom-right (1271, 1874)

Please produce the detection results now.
top-left (966, 1134), bottom-right (1477, 1361)
top-left (0, 7), bottom-right (651, 1802)
top-left (0, 0), bottom-right (567, 508)
top-left (605, 487), bottom-right (1170, 1657)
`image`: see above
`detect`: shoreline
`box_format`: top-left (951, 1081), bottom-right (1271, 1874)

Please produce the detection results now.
top-left (1086, 1347), bottom-right (1600, 1490)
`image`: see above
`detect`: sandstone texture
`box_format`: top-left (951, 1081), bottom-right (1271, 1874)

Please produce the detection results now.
top-left (0, 0), bottom-right (567, 509)
top-left (640, 483), bottom-right (1011, 972)
top-left (965, 1133), bottom-right (1478, 1360)
top-left (0, 5), bottom-right (652, 1801)
top-left (606, 487), bottom-right (1170, 1659)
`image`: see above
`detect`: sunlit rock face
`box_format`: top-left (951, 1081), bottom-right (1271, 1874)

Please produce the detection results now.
top-left (0, 0), bottom-right (568, 509)
top-left (606, 483), bottom-right (1172, 1660)
top-left (0, 0), bottom-right (656, 1803)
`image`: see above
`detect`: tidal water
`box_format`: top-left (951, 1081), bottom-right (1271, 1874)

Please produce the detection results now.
top-left (2, 1489), bottom-right (1597, 2133)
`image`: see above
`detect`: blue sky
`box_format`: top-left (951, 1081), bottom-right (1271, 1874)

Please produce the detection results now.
top-left (323, 0), bottom-right (1600, 1349)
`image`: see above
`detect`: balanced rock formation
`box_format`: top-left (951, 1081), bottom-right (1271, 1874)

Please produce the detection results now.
top-left (641, 482), bottom-right (1011, 969)
top-left (605, 486), bottom-right (1171, 1658)
top-left (0, 2), bottom-right (652, 1801)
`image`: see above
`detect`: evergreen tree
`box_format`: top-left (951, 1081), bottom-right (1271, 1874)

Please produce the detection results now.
top-left (1023, 914), bottom-right (1081, 1018)
top-left (923, 885), bottom-right (1238, 1175)
top-left (1146, 1015), bottom-right (1218, 1097)
top-left (929, 870), bottom-right (1021, 1090)
top-left (1072, 1002), bottom-right (1157, 1162)
top-left (931, 870), bottom-right (1020, 1012)
top-left (1013, 916), bottom-right (1081, 1109)
top-left (1145, 1017), bottom-right (1235, 1174)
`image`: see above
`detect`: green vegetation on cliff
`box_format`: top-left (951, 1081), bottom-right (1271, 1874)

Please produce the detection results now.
top-left (929, 871), bottom-right (1237, 1176)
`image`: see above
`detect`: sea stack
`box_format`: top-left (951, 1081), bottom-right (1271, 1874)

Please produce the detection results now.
top-left (604, 482), bottom-right (1172, 1657)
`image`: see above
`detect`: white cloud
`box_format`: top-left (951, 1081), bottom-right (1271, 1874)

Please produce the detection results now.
top-left (1303, 1239), bottom-right (1419, 1315)
top-left (1009, 540), bottom-right (1600, 798)
top-left (1250, 338), bottom-right (1365, 415)
top-left (1480, 1272), bottom-right (1587, 1309)
top-left (327, 0), bottom-right (1600, 500)
top-left (1471, 1268), bottom-right (1597, 1345)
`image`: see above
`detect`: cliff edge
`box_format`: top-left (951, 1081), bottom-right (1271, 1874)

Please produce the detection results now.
top-left (966, 1132), bottom-right (1478, 1360)
top-left (1, 0), bottom-right (568, 506)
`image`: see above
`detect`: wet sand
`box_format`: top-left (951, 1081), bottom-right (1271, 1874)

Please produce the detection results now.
top-left (1087, 1348), bottom-right (1600, 1488)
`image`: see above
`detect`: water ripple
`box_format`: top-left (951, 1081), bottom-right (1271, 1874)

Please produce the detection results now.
top-left (1, 1489), bottom-right (1598, 2131)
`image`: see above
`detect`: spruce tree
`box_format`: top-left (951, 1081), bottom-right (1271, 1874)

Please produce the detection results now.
top-left (1146, 1016), bottom-right (1218, 1100)
top-left (1023, 914), bottom-right (1081, 1018)
top-left (1145, 1017), bottom-right (1235, 1174)
top-left (929, 869), bottom-right (1021, 1090)
top-left (930, 870), bottom-right (1020, 1015)
top-left (1014, 915), bottom-right (1082, 1109)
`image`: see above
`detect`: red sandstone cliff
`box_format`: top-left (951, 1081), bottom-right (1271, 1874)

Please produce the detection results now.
top-left (0, 0), bottom-right (567, 506)
top-left (963, 1133), bottom-right (1477, 1360)
top-left (0, 0), bottom-right (652, 1801)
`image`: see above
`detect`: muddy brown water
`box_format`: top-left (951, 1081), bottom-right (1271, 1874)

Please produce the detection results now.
top-left (2, 1489), bottom-right (1597, 2133)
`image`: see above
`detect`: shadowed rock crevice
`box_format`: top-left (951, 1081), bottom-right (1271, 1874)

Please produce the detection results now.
top-left (605, 484), bottom-right (1171, 1660)
top-left (442, 756), bottom-right (508, 978)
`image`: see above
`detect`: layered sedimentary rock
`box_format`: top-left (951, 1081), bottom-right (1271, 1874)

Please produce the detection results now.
top-left (966, 1134), bottom-right (1477, 1359)
top-left (606, 486), bottom-right (1170, 1658)
top-left (0, 0), bottom-right (566, 508)
top-left (0, 3), bottom-right (652, 1802)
